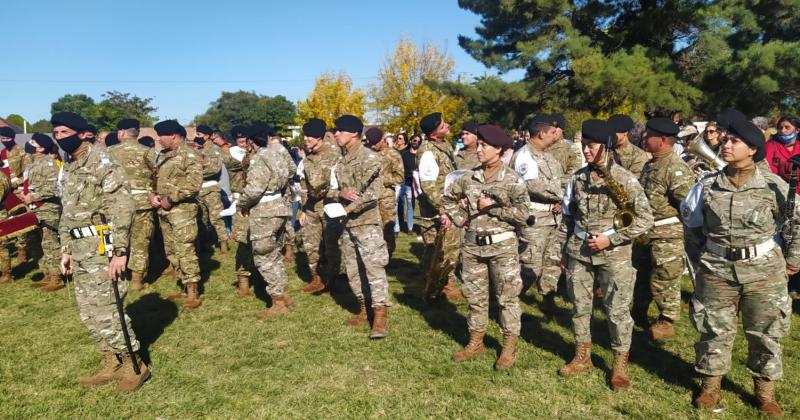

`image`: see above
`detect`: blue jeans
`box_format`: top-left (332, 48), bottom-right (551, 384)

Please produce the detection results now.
top-left (396, 181), bottom-right (414, 232)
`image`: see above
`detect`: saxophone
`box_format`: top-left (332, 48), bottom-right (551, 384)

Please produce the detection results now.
top-left (595, 160), bottom-right (635, 230)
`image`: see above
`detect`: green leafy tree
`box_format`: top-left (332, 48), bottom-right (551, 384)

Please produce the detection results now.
top-left (29, 119), bottom-right (52, 133)
top-left (436, 76), bottom-right (534, 130)
top-left (50, 92), bottom-right (158, 130)
top-left (194, 91), bottom-right (297, 135)
top-left (5, 114), bottom-right (25, 129)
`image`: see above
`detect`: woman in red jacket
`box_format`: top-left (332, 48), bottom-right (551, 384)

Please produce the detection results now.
top-left (765, 116), bottom-right (800, 181)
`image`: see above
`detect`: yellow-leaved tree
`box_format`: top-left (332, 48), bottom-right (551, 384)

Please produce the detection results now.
top-left (370, 38), bottom-right (469, 135)
top-left (296, 72), bottom-right (367, 128)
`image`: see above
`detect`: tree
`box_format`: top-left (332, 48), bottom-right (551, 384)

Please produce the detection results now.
top-left (50, 92), bottom-right (158, 130)
top-left (296, 72), bottom-right (367, 129)
top-left (436, 76), bottom-right (534, 130)
top-left (51, 94), bottom-right (98, 124)
top-left (193, 91), bottom-right (297, 135)
top-left (370, 38), bottom-right (469, 135)
top-left (29, 119), bottom-right (52, 133)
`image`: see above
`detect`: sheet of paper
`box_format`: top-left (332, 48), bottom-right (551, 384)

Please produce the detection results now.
top-left (323, 203), bottom-right (347, 218)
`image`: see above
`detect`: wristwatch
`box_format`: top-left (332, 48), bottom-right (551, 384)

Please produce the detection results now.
top-left (113, 248), bottom-right (128, 257)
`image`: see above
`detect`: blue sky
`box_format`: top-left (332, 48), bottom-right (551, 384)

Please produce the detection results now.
top-left (2, 0), bottom-right (522, 125)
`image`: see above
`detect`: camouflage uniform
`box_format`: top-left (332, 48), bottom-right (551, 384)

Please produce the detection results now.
top-left (107, 140), bottom-right (155, 278)
top-left (300, 145), bottom-right (342, 281)
top-left (239, 142), bottom-right (292, 297)
top-left (328, 145), bottom-right (389, 306)
top-left (155, 142), bottom-right (202, 285)
top-left (59, 144), bottom-right (138, 353)
top-left (0, 176), bottom-right (10, 276)
top-left (612, 141), bottom-right (648, 177)
top-left (222, 146), bottom-right (253, 280)
top-left (26, 154), bottom-right (62, 278)
top-left (197, 141), bottom-right (227, 244)
top-left (272, 140), bottom-right (298, 257)
top-left (548, 137), bottom-right (583, 179)
top-left (682, 167), bottom-right (796, 380)
top-left (377, 147), bottom-right (404, 257)
top-left (561, 162), bottom-right (654, 351)
top-left (442, 165), bottom-right (530, 335)
top-left (510, 143), bottom-right (565, 294)
top-left (7, 146), bottom-right (30, 258)
top-left (454, 148), bottom-right (481, 171)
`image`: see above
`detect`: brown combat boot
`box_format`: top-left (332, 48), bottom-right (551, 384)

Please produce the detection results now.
top-left (15, 248), bottom-right (26, 265)
top-left (78, 352), bottom-right (122, 386)
top-left (237, 276), bottom-right (252, 297)
top-left (130, 272), bottom-right (146, 291)
top-left (346, 299), bottom-right (369, 326)
top-left (41, 276), bottom-right (65, 292)
top-left (610, 351), bottom-right (630, 390)
top-left (693, 375), bottom-right (722, 411)
top-left (257, 295), bottom-right (290, 319)
top-left (649, 317), bottom-right (676, 341)
top-left (369, 305), bottom-right (388, 339)
top-left (495, 334), bottom-right (519, 370)
top-left (0, 272), bottom-right (11, 284)
top-left (452, 330), bottom-right (486, 362)
top-left (182, 282), bottom-right (202, 309)
top-left (442, 275), bottom-right (465, 301)
top-left (219, 240), bottom-right (229, 255)
top-left (283, 243), bottom-right (295, 264)
top-left (301, 272), bottom-right (326, 293)
top-left (115, 354), bottom-right (150, 393)
top-left (755, 378), bottom-right (784, 417)
top-left (559, 342), bottom-right (593, 376)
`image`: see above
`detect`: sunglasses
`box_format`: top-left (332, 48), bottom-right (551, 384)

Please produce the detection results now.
top-left (706, 130), bottom-right (717, 134)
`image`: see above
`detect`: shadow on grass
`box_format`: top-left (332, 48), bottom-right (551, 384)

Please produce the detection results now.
top-left (12, 259), bottom-right (39, 281)
top-left (127, 292), bottom-right (179, 365)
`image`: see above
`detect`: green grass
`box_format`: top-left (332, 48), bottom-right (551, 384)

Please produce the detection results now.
top-left (1, 234), bottom-right (799, 419)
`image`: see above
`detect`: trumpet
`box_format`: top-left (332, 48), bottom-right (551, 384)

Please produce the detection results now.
top-left (685, 132), bottom-right (726, 175)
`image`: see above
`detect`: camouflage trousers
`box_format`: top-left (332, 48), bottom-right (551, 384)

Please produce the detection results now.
top-left (127, 209), bottom-right (154, 276)
top-left (198, 186), bottom-right (227, 243)
top-left (417, 198), bottom-right (459, 273)
top-left (519, 224), bottom-right (564, 295)
top-left (379, 197), bottom-right (397, 257)
top-left (566, 253), bottom-right (635, 352)
top-left (634, 237), bottom-right (685, 320)
top-left (73, 252), bottom-right (140, 353)
top-left (461, 246), bottom-right (523, 336)
top-left (250, 216), bottom-right (288, 297)
top-left (691, 266), bottom-right (791, 380)
top-left (159, 203), bottom-right (200, 284)
top-left (232, 212), bottom-right (252, 278)
top-left (36, 211), bottom-right (61, 277)
top-left (300, 210), bottom-right (342, 280)
top-left (0, 209), bottom-right (9, 274)
top-left (340, 223), bottom-right (389, 307)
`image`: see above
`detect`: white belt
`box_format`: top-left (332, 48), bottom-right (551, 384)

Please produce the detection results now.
top-left (653, 216), bottom-right (680, 227)
top-left (202, 180), bottom-right (219, 188)
top-left (463, 230), bottom-right (516, 246)
top-left (574, 225), bottom-right (615, 240)
top-left (232, 193), bottom-right (241, 200)
top-left (259, 193), bottom-right (282, 203)
top-left (530, 202), bottom-right (553, 212)
top-left (130, 189), bottom-right (149, 195)
top-left (705, 238), bottom-right (776, 261)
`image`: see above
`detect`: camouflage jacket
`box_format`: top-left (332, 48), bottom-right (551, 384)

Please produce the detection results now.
top-left (640, 150), bottom-right (693, 239)
top-left (7, 146), bottom-right (25, 188)
top-left (155, 142), bottom-right (202, 205)
top-left (454, 148), bottom-right (481, 171)
top-left (379, 147), bottom-right (404, 203)
top-left (327, 144), bottom-right (383, 227)
top-left (59, 144), bottom-right (134, 259)
top-left (612, 141), bottom-right (648, 177)
top-left (26, 153), bottom-right (61, 221)
top-left (561, 162), bottom-right (654, 263)
top-left (107, 140), bottom-right (156, 211)
top-left (416, 139), bottom-right (456, 210)
top-left (547, 137), bottom-right (583, 181)
top-left (222, 145), bottom-right (249, 194)
top-left (511, 143), bottom-right (564, 226)
top-left (442, 165), bottom-right (530, 257)
top-left (269, 141), bottom-right (298, 203)
top-left (239, 144), bottom-right (291, 218)
top-left (301, 145), bottom-right (339, 213)
top-left (200, 141), bottom-right (223, 182)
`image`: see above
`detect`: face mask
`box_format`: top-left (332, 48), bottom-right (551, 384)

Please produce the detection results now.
top-left (2, 141), bottom-right (14, 149)
top-left (24, 143), bottom-right (37, 154)
top-left (194, 136), bottom-right (206, 146)
top-left (57, 134), bottom-right (83, 154)
top-left (777, 132), bottom-right (797, 144)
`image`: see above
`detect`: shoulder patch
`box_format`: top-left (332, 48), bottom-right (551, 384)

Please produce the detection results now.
top-left (187, 153), bottom-right (195, 158)
top-left (675, 170), bottom-right (683, 176)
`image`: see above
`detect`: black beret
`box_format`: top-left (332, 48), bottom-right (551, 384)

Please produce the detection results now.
top-left (230, 125), bottom-right (248, 139)
top-left (419, 112), bottom-right (442, 135)
top-left (461, 121), bottom-right (479, 135)
top-left (645, 117), bottom-right (680, 137)
top-left (477, 125), bottom-right (512, 148)
top-left (365, 127), bottom-right (383, 146)
top-left (302, 118), bottom-right (326, 138)
top-left (51, 112), bottom-right (90, 132)
top-left (0, 127), bottom-right (15, 139)
top-left (581, 119), bottom-right (616, 145)
top-left (31, 133), bottom-right (54, 150)
top-left (154, 120), bottom-right (184, 136)
top-left (138, 136), bottom-right (155, 148)
top-left (608, 114), bottom-right (634, 133)
top-left (197, 124), bottom-right (213, 135)
top-left (104, 132), bottom-right (120, 147)
top-left (551, 113), bottom-right (567, 130)
top-left (247, 122), bottom-right (270, 146)
top-left (530, 113), bottom-right (556, 127)
top-left (334, 115), bottom-right (364, 133)
top-left (116, 118), bottom-right (140, 130)
top-left (716, 109), bottom-right (747, 131)
top-left (728, 119), bottom-right (766, 161)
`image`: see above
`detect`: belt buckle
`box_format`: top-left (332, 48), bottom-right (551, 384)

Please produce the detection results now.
top-left (726, 246), bottom-right (752, 261)
top-left (476, 235), bottom-right (493, 246)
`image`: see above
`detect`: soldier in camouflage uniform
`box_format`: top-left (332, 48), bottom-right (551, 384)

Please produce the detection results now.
top-left (443, 125), bottom-right (530, 370)
top-left (151, 120), bottom-right (203, 309)
top-left (327, 115), bottom-right (390, 339)
top-left (298, 119), bottom-right (342, 294)
top-left (416, 112), bottom-right (464, 301)
top-left (608, 114), bottom-right (649, 176)
top-left (366, 127), bottom-right (404, 259)
top-left (634, 118), bottom-right (694, 341)
top-left (558, 120), bottom-right (654, 390)
top-left (0, 128), bottom-right (32, 266)
top-left (237, 123), bottom-right (293, 318)
top-left (51, 112), bottom-right (149, 393)
top-left (510, 115), bottom-right (565, 312)
top-left (455, 122), bottom-right (481, 171)
top-left (194, 125), bottom-right (228, 255)
top-left (22, 133), bottom-right (63, 291)
top-left (266, 133), bottom-right (298, 265)
top-left (0, 172), bottom-right (11, 284)
top-left (107, 119), bottom-right (156, 291)
top-left (681, 119), bottom-right (795, 416)
top-left (546, 113), bottom-right (583, 178)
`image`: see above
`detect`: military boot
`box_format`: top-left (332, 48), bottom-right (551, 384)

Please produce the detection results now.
top-left (182, 282), bottom-right (202, 309)
top-left (130, 272), bottom-right (146, 291)
top-left (610, 351), bottom-right (630, 390)
top-left (162, 263), bottom-right (177, 278)
top-left (115, 354), bottom-right (150, 393)
top-left (237, 276), bottom-right (252, 297)
top-left (15, 248), bottom-right (26, 265)
top-left (649, 316), bottom-right (675, 341)
top-left (559, 342), bottom-right (593, 376)
top-left (41, 276), bottom-right (65, 292)
top-left (302, 272), bottom-right (326, 293)
top-left (257, 295), bottom-right (290, 319)
top-left (495, 334), bottom-right (519, 370)
top-left (755, 378), bottom-right (784, 417)
top-left (693, 375), bottom-right (722, 411)
top-left (0, 272), bottom-right (11, 284)
top-left (346, 299), bottom-right (369, 326)
top-left (452, 330), bottom-right (485, 362)
top-left (369, 305), bottom-right (388, 339)
top-left (219, 240), bottom-right (229, 255)
top-left (442, 275), bottom-right (465, 301)
top-left (78, 351), bottom-right (122, 386)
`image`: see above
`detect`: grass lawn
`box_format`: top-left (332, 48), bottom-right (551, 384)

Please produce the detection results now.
top-left (1, 233), bottom-right (799, 419)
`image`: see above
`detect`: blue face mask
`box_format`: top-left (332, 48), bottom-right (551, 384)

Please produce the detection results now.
top-left (777, 132), bottom-right (797, 144)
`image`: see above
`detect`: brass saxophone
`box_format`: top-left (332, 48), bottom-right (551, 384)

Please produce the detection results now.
top-left (596, 162), bottom-right (635, 230)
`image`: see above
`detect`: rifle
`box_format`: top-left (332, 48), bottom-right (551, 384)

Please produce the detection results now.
top-left (480, 190), bottom-right (536, 226)
top-left (414, 216), bottom-right (456, 302)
